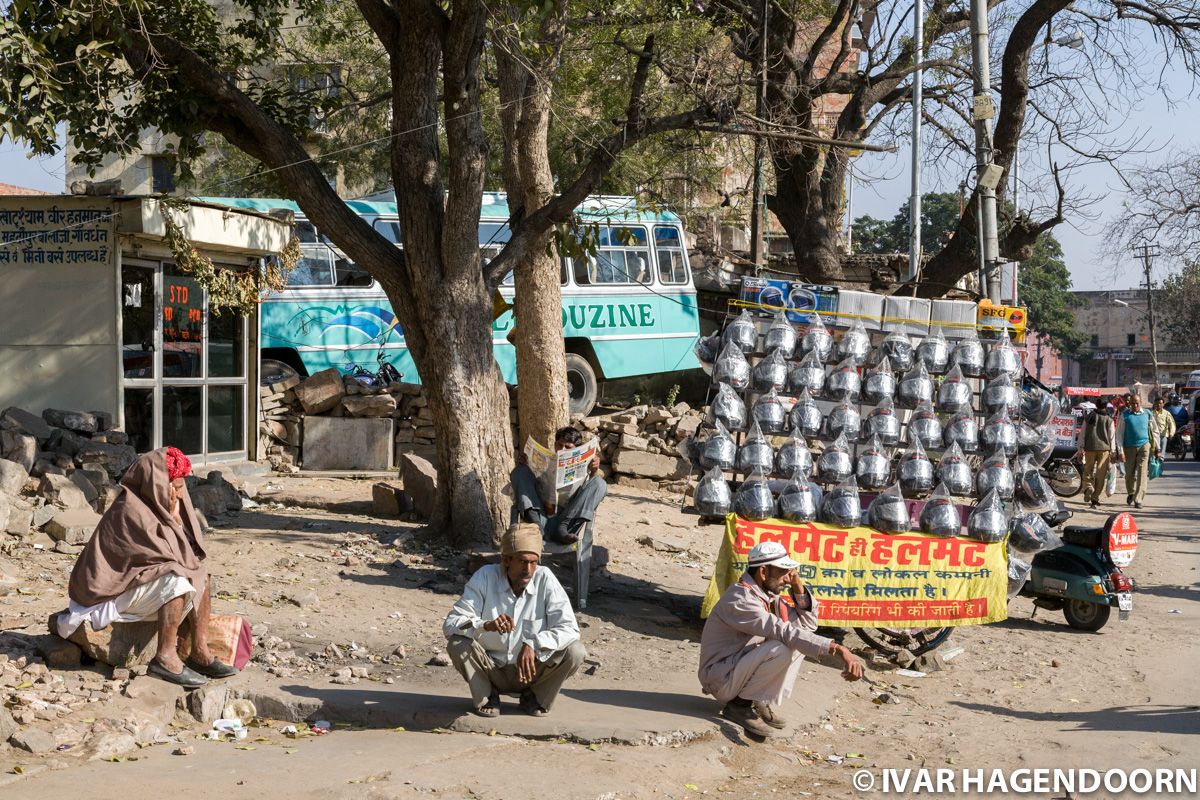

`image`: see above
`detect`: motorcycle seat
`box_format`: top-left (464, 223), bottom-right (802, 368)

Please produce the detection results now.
top-left (1062, 525), bottom-right (1104, 549)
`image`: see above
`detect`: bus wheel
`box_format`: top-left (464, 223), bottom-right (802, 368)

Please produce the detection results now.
top-left (566, 353), bottom-right (598, 417)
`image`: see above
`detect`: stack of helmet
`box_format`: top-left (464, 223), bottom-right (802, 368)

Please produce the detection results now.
top-left (709, 383), bottom-right (746, 431)
top-left (838, 319), bottom-right (871, 362)
top-left (898, 438), bottom-right (935, 496)
top-left (865, 396), bottom-right (902, 445)
top-left (908, 400), bottom-right (943, 450)
top-left (789, 350), bottom-right (826, 396)
top-left (816, 433), bottom-right (854, 484)
top-left (917, 328), bottom-right (950, 374)
top-left (868, 482), bottom-right (912, 534)
top-left (763, 309), bottom-right (797, 358)
top-left (700, 420), bottom-right (737, 470)
top-left (825, 355), bottom-right (861, 403)
top-left (736, 420), bottom-right (774, 474)
top-left (855, 434), bottom-right (892, 490)
top-left (863, 356), bottom-right (896, 404)
top-left (820, 476), bottom-right (862, 527)
top-left (779, 474), bottom-right (821, 523)
top-left (722, 309), bottom-right (758, 355)
top-left (752, 348), bottom-right (789, 393)
top-left (734, 469), bottom-right (777, 521)
top-left (920, 483), bottom-right (961, 537)
top-left (776, 430), bottom-right (814, 478)
top-left (789, 387), bottom-right (823, 438)
top-left (694, 466), bottom-right (733, 517)
top-left (713, 343), bottom-right (750, 390)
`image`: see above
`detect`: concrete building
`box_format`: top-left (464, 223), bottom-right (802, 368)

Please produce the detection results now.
top-left (1064, 289), bottom-right (1200, 388)
top-left (0, 194), bottom-right (290, 465)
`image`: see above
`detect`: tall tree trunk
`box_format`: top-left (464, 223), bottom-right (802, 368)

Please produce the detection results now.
top-left (495, 2), bottom-right (571, 450)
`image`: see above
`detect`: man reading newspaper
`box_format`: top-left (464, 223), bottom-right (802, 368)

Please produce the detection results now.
top-left (511, 427), bottom-right (606, 545)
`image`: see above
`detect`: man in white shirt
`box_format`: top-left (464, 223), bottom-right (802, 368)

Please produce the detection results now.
top-left (444, 522), bottom-right (586, 717)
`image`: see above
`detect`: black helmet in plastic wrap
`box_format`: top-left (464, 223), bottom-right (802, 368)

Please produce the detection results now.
top-left (982, 409), bottom-right (1018, 456)
top-left (763, 309), bottom-right (797, 359)
top-left (949, 331), bottom-right (984, 378)
top-left (936, 441), bottom-right (974, 497)
top-left (868, 482), bottom-right (912, 534)
top-left (800, 314), bottom-right (834, 362)
top-left (699, 420), bottom-right (737, 470)
top-left (897, 362), bottom-right (934, 408)
top-left (1019, 386), bottom-right (1057, 428)
top-left (966, 488), bottom-right (1009, 543)
top-left (694, 466), bottom-right (733, 517)
top-left (898, 437), bottom-right (935, 496)
top-left (865, 396), bottom-right (902, 446)
top-left (789, 387), bottom-right (824, 438)
top-left (976, 447), bottom-right (1015, 500)
top-left (779, 475), bottom-right (821, 523)
top-left (713, 342), bottom-right (751, 390)
top-left (820, 476), bottom-right (863, 528)
top-left (908, 400), bottom-right (943, 449)
top-left (917, 328), bottom-right (950, 374)
top-left (734, 469), bottom-right (777, 521)
top-left (937, 363), bottom-right (972, 413)
top-left (708, 383), bottom-right (746, 431)
top-left (722, 309), bottom-right (758, 355)
top-left (1007, 555), bottom-right (1033, 598)
top-left (694, 332), bottom-right (721, 376)
top-left (752, 348), bottom-right (789, 393)
top-left (737, 420), bottom-right (776, 474)
top-left (776, 430), bottom-right (814, 478)
top-left (824, 401), bottom-right (862, 442)
top-left (856, 434), bottom-right (892, 490)
top-left (943, 410), bottom-right (980, 452)
top-left (752, 389), bottom-right (787, 434)
top-left (825, 355), bottom-right (862, 403)
top-left (1016, 423), bottom-right (1056, 466)
top-left (816, 433), bottom-right (854, 484)
top-left (837, 318), bottom-right (871, 363)
top-left (880, 331), bottom-right (915, 371)
top-left (984, 329), bottom-right (1023, 380)
top-left (863, 355), bottom-right (897, 405)
top-left (788, 350), bottom-right (826, 396)
top-left (983, 373), bottom-right (1020, 416)
top-left (920, 482), bottom-right (961, 537)
top-left (1015, 455), bottom-right (1055, 512)
top-left (1009, 504), bottom-right (1058, 554)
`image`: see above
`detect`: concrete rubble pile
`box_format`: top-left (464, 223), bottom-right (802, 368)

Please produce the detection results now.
top-left (259, 368), bottom-right (518, 472)
top-left (0, 406), bottom-right (253, 550)
top-left (577, 402), bottom-right (698, 492)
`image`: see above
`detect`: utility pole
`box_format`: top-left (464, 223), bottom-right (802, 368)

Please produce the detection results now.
top-left (1133, 241), bottom-right (1162, 389)
top-left (749, 0), bottom-right (770, 274)
top-left (969, 0), bottom-right (1001, 303)
top-left (906, 0), bottom-right (924, 284)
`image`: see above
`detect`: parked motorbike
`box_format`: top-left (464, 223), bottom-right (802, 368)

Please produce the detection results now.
top-left (1168, 427), bottom-right (1193, 461)
top-left (1044, 446), bottom-right (1083, 498)
top-left (1021, 512), bottom-right (1137, 631)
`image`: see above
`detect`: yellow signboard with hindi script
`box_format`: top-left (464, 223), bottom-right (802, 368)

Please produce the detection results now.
top-left (701, 516), bottom-right (1009, 628)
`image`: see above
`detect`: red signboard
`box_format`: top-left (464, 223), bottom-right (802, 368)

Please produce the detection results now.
top-left (1107, 513), bottom-right (1138, 568)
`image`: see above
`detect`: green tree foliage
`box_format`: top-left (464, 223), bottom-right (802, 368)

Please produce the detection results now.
top-left (854, 192), bottom-right (1085, 356)
top-left (1158, 262), bottom-right (1200, 350)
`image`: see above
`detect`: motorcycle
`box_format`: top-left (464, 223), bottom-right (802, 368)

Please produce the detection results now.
top-left (1020, 511), bottom-right (1138, 631)
top-left (1168, 427), bottom-right (1193, 461)
top-left (1044, 446), bottom-right (1084, 498)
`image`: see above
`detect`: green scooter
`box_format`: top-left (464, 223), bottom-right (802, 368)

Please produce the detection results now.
top-left (1020, 512), bottom-right (1138, 631)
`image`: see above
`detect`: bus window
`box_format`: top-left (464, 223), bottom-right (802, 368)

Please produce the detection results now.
top-left (296, 220), bottom-right (320, 244)
top-left (576, 225), bottom-right (651, 285)
top-left (654, 225), bottom-right (688, 285)
top-left (373, 218), bottom-right (402, 244)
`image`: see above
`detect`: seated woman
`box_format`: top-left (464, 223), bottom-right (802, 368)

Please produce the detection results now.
top-left (56, 447), bottom-right (236, 688)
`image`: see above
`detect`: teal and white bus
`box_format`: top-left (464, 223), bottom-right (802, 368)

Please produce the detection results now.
top-left (203, 193), bottom-right (701, 414)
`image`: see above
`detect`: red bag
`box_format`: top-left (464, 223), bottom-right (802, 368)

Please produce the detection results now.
top-left (179, 615), bottom-right (252, 670)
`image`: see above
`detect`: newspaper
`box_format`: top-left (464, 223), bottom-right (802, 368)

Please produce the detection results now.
top-left (523, 436), bottom-right (599, 505)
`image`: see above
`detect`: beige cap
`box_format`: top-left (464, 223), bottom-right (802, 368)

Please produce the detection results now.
top-left (501, 522), bottom-right (543, 556)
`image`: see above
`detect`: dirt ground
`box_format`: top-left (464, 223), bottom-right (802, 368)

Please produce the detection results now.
top-left (2, 462), bottom-right (1199, 798)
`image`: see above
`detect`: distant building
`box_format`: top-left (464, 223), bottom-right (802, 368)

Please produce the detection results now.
top-left (1062, 289), bottom-right (1200, 388)
top-left (0, 182), bottom-right (49, 196)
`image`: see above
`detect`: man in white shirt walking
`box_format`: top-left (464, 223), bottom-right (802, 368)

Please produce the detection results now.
top-left (444, 522), bottom-right (586, 717)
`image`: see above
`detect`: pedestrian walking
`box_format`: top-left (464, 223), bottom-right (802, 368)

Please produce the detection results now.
top-left (1077, 401), bottom-right (1117, 509)
top-left (1151, 397), bottom-right (1176, 459)
top-left (1116, 394), bottom-right (1157, 509)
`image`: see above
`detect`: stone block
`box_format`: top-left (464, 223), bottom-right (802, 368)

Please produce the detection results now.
top-left (91, 430), bottom-right (129, 446)
top-left (90, 410), bottom-right (114, 432)
top-left (44, 508), bottom-right (102, 545)
top-left (47, 428), bottom-right (90, 458)
top-left (295, 368), bottom-right (347, 415)
top-left (2, 407), bottom-right (53, 440)
top-left (643, 407), bottom-right (673, 425)
top-left (76, 442), bottom-right (137, 479)
top-left (31, 629), bottom-right (82, 667)
top-left (342, 394), bottom-right (398, 418)
top-left (611, 449), bottom-right (688, 480)
top-left (0, 707), bottom-right (17, 743)
top-left (31, 503), bottom-right (57, 529)
top-left (67, 470), bottom-right (99, 504)
top-left (674, 416), bottom-right (702, 439)
top-left (188, 484), bottom-right (240, 518)
top-left (64, 617), bottom-right (160, 668)
top-left (9, 727), bottom-right (56, 753)
top-left (0, 430), bottom-right (36, 472)
top-left (78, 465), bottom-right (112, 491)
top-left (371, 482), bottom-right (412, 516)
top-left (618, 434), bottom-right (650, 452)
top-left (0, 458), bottom-right (27, 496)
top-left (302, 416), bottom-right (394, 471)
top-left (95, 486), bottom-right (121, 514)
top-left (399, 452), bottom-right (438, 518)
top-left (39, 473), bottom-right (90, 509)
top-left (42, 408), bottom-right (98, 433)
top-left (0, 493), bottom-right (9, 532)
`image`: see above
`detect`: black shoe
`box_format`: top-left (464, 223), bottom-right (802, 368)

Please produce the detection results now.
top-left (1134, 502), bottom-right (1143, 509)
top-left (519, 690), bottom-right (548, 717)
top-left (1089, 501), bottom-right (1098, 509)
top-left (186, 657), bottom-right (238, 679)
top-left (148, 659), bottom-right (208, 688)
top-left (1126, 495), bottom-right (1134, 506)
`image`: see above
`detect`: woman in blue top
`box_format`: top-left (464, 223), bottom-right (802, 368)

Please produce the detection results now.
top-left (1116, 393), bottom-right (1157, 509)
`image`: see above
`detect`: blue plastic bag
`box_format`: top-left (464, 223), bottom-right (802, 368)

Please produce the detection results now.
top-left (1148, 455), bottom-right (1163, 480)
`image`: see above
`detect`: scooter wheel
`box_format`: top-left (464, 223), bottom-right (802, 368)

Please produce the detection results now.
top-left (1063, 599), bottom-right (1111, 631)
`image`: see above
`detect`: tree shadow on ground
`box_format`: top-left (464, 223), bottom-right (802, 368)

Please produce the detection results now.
top-left (950, 701), bottom-right (1200, 736)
